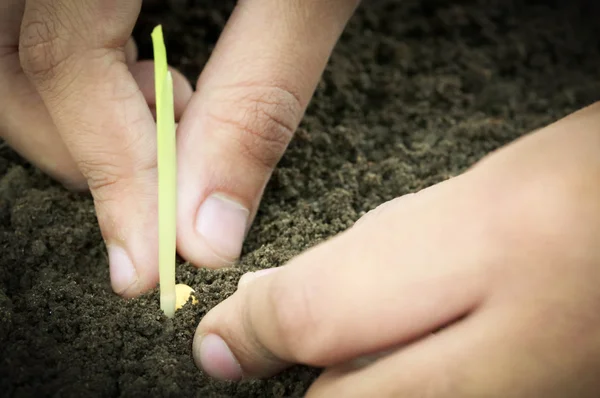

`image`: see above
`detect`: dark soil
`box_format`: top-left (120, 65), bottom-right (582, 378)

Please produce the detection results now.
top-left (2, 0), bottom-right (600, 396)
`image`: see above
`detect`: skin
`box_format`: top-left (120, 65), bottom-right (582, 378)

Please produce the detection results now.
top-left (194, 102), bottom-right (600, 396)
top-left (2, 0), bottom-right (600, 395)
top-left (0, 0), bottom-right (359, 296)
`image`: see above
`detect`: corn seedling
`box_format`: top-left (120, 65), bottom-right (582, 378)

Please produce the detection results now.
top-left (152, 25), bottom-right (198, 318)
top-left (152, 25), bottom-right (176, 317)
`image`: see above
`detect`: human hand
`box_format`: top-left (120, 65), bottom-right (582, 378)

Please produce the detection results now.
top-left (0, 0), bottom-right (359, 297)
top-left (193, 102), bottom-right (600, 397)
top-left (0, 0), bottom-right (192, 296)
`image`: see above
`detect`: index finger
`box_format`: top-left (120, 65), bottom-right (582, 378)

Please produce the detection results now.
top-left (19, 0), bottom-right (158, 296)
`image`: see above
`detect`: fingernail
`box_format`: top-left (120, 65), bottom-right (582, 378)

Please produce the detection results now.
top-left (238, 267), bottom-right (280, 288)
top-left (196, 194), bottom-right (249, 263)
top-left (108, 245), bottom-right (138, 295)
top-left (198, 334), bottom-right (243, 381)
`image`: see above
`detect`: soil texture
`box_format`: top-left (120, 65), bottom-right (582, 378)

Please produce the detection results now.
top-left (1, 0), bottom-right (600, 396)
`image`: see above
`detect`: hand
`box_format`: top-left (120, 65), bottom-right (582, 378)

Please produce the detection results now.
top-left (0, 0), bottom-right (192, 297)
top-left (0, 0), bottom-right (359, 297)
top-left (193, 103), bottom-right (600, 397)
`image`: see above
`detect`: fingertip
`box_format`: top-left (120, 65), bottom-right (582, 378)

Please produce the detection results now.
top-left (107, 245), bottom-right (139, 296)
top-left (194, 194), bottom-right (249, 263)
top-left (193, 333), bottom-right (243, 381)
top-left (193, 266), bottom-right (294, 380)
top-left (177, 189), bottom-right (251, 269)
top-left (107, 243), bottom-right (158, 298)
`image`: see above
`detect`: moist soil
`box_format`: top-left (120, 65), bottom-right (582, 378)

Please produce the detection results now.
top-left (1, 1), bottom-right (600, 397)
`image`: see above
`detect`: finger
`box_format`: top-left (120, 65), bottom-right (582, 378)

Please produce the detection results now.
top-left (0, 0), bottom-right (84, 188)
top-left (308, 313), bottom-right (482, 398)
top-left (176, 0), bottom-right (360, 268)
top-left (308, 301), bottom-right (600, 398)
top-left (124, 37), bottom-right (137, 66)
top-left (20, 0), bottom-right (157, 297)
top-left (193, 177), bottom-right (490, 380)
top-left (309, 109), bottom-right (600, 398)
top-left (128, 60), bottom-right (193, 121)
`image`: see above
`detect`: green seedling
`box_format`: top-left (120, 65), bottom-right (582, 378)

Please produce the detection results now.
top-left (152, 25), bottom-right (198, 318)
top-left (152, 25), bottom-right (177, 318)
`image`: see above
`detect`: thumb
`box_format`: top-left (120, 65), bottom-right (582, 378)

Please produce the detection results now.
top-left (20, 0), bottom-right (157, 297)
top-left (193, 178), bottom-right (489, 381)
top-left (175, 0), bottom-right (359, 268)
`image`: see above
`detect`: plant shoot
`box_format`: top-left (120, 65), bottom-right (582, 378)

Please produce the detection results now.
top-left (152, 25), bottom-right (176, 318)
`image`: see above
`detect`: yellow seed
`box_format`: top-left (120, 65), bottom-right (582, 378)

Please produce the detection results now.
top-left (175, 283), bottom-right (198, 310)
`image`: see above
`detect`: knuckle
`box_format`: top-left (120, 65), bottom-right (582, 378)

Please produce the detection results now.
top-left (268, 275), bottom-right (324, 363)
top-left (19, 3), bottom-right (68, 82)
top-left (206, 84), bottom-right (304, 170)
top-left (77, 157), bottom-right (124, 194)
top-left (76, 149), bottom-right (154, 200)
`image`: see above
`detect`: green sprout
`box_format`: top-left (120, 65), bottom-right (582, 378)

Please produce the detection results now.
top-left (152, 25), bottom-right (176, 318)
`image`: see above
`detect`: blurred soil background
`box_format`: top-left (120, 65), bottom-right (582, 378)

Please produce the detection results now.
top-left (1, 0), bottom-right (599, 396)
